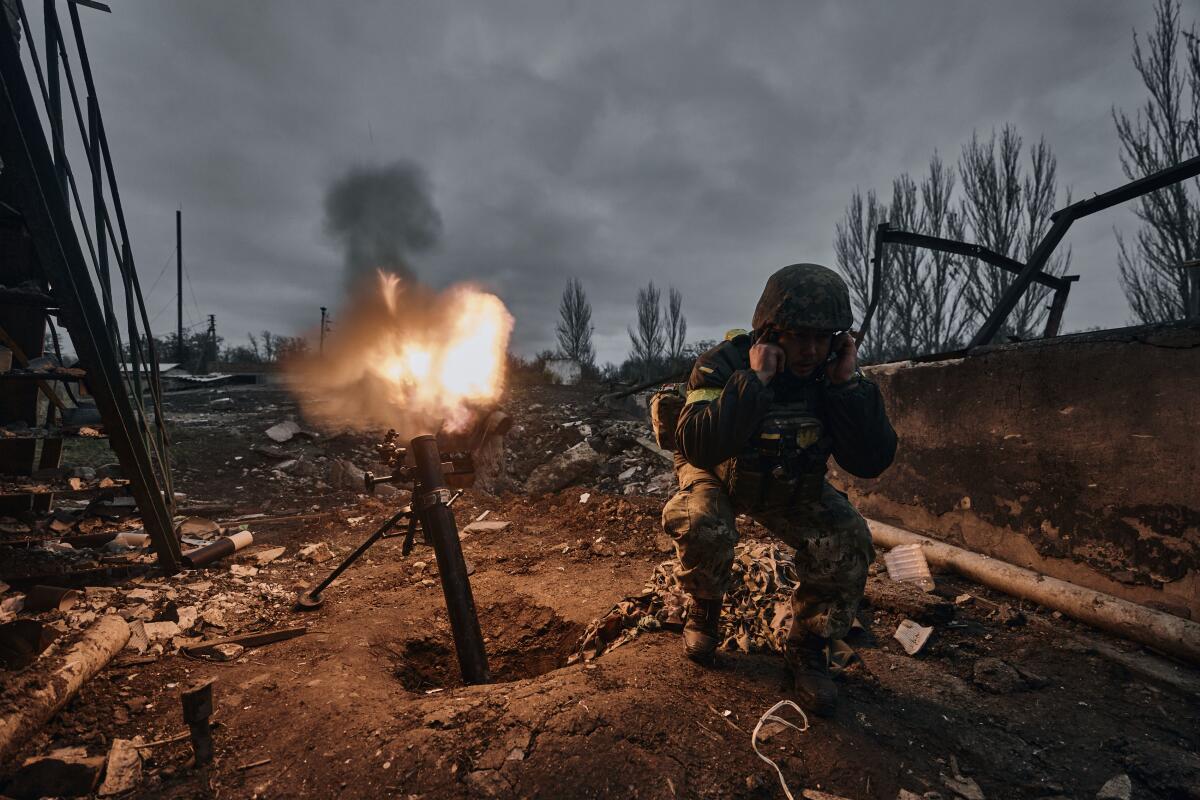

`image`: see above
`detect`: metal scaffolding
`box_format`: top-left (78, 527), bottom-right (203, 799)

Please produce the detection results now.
top-left (0, 0), bottom-right (180, 570)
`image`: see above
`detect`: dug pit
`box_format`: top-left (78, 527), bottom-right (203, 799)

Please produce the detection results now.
top-left (374, 597), bottom-right (584, 691)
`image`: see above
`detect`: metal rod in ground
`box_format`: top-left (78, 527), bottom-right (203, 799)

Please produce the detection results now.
top-left (180, 679), bottom-right (214, 766)
top-left (410, 434), bottom-right (490, 684)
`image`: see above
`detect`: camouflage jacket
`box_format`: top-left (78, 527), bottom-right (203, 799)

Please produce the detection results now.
top-left (675, 336), bottom-right (897, 493)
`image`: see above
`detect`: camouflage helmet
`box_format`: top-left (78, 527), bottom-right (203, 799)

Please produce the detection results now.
top-left (752, 263), bottom-right (853, 332)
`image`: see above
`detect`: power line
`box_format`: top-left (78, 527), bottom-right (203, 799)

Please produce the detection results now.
top-left (182, 255), bottom-right (202, 322)
top-left (145, 246), bottom-right (175, 297)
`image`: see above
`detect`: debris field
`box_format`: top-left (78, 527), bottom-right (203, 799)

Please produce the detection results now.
top-left (1, 380), bottom-right (1198, 799)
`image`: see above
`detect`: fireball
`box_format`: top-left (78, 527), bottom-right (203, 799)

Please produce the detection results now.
top-left (290, 270), bottom-right (513, 436)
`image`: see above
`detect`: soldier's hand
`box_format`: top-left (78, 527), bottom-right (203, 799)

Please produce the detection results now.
top-left (826, 331), bottom-right (858, 384)
top-left (750, 342), bottom-right (785, 385)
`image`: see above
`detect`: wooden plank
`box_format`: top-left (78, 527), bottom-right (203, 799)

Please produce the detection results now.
top-left (182, 626), bottom-right (308, 656)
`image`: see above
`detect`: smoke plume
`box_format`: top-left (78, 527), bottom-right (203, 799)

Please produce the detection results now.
top-left (323, 161), bottom-right (443, 283)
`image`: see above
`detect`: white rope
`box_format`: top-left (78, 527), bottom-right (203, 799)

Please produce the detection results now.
top-left (750, 700), bottom-right (810, 800)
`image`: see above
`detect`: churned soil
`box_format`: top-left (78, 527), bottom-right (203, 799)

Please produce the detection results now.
top-left (4, 381), bottom-right (1199, 799)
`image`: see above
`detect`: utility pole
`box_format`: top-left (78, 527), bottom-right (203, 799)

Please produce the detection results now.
top-left (198, 314), bottom-right (215, 374)
top-left (176, 209), bottom-right (183, 364)
top-left (207, 314), bottom-right (216, 371)
top-left (319, 306), bottom-right (328, 354)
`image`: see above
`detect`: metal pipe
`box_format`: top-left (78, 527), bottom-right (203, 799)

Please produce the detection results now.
top-left (181, 531), bottom-right (252, 569)
top-left (410, 434), bottom-right (490, 684)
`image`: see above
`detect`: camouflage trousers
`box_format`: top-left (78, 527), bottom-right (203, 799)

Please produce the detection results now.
top-left (662, 463), bottom-right (873, 643)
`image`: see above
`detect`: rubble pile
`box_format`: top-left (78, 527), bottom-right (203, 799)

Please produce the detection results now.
top-left (0, 536), bottom-right (298, 668)
top-left (508, 394), bottom-right (675, 499)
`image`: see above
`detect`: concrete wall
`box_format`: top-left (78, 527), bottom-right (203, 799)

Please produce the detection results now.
top-left (831, 320), bottom-right (1200, 620)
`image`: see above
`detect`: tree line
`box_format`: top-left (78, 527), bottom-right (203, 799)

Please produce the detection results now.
top-left (842, 0), bottom-right (1198, 362)
top-left (120, 329), bottom-right (308, 374)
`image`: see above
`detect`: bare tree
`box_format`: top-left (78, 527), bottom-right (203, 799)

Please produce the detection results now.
top-left (1113, 0), bottom-right (1200, 322)
top-left (915, 155), bottom-right (972, 352)
top-left (665, 287), bottom-right (687, 367)
top-left (959, 125), bottom-right (1071, 340)
top-left (627, 281), bottom-right (665, 377)
top-left (555, 277), bottom-right (596, 366)
top-left (836, 157), bottom-right (971, 361)
top-left (259, 330), bottom-right (277, 362)
top-left (886, 174), bottom-right (923, 357)
top-left (834, 189), bottom-right (890, 361)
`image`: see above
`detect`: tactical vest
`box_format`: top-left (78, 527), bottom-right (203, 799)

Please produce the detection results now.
top-left (717, 396), bottom-right (832, 511)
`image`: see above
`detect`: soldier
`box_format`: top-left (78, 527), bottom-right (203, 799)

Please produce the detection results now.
top-left (662, 263), bottom-right (897, 716)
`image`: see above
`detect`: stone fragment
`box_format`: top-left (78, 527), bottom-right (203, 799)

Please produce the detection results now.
top-left (461, 520), bottom-right (512, 535)
top-left (524, 442), bottom-right (604, 495)
top-left (209, 643), bottom-right (244, 661)
top-left (265, 420), bottom-right (301, 443)
top-left (175, 605), bottom-right (199, 632)
top-left (98, 738), bottom-right (142, 796)
top-left (298, 542), bottom-right (335, 563)
top-left (209, 397), bottom-right (234, 409)
top-left (254, 546), bottom-right (286, 566)
top-left (1096, 774), bottom-right (1131, 800)
top-left (142, 620), bottom-right (181, 641)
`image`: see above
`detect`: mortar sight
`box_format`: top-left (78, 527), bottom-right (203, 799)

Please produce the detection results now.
top-left (362, 410), bottom-right (512, 493)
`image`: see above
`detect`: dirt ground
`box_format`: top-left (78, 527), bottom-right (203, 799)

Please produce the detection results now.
top-left (3, 380), bottom-right (1199, 799)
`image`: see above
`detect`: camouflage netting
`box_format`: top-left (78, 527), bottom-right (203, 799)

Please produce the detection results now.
top-left (571, 541), bottom-right (802, 663)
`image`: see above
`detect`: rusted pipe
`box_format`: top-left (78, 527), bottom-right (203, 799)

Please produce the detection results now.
top-left (182, 531), bottom-right (252, 569)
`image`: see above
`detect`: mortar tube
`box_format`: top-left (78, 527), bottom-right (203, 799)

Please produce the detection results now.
top-left (182, 531), bottom-right (253, 569)
top-left (411, 434), bottom-right (490, 684)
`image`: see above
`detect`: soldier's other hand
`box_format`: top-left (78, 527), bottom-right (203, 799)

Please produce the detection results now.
top-left (750, 342), bottom-right (785, 385)
top-left (826, 331), bottom-right (858, 384)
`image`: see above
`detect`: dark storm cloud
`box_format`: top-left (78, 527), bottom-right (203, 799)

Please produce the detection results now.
top-left (323, 161), bottom-right (443, 285)
top-left (57, 1), bottom-right (1157, 362)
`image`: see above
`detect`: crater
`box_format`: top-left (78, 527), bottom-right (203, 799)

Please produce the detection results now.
top-left (377, 598), bottom-right (584, 691)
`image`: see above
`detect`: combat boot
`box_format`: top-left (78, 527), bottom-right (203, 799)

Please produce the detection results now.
top-left (788, 634), bottom-right (837, 717)
top-left (682, 596), bottom-right (723, 663)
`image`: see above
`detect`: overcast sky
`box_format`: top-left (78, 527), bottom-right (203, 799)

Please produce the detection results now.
top-left (21, 1), bottom-right (1167, 364)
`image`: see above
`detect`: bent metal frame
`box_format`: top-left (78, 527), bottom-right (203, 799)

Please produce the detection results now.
top-left (861, 154), bottom-right (1200, 350)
